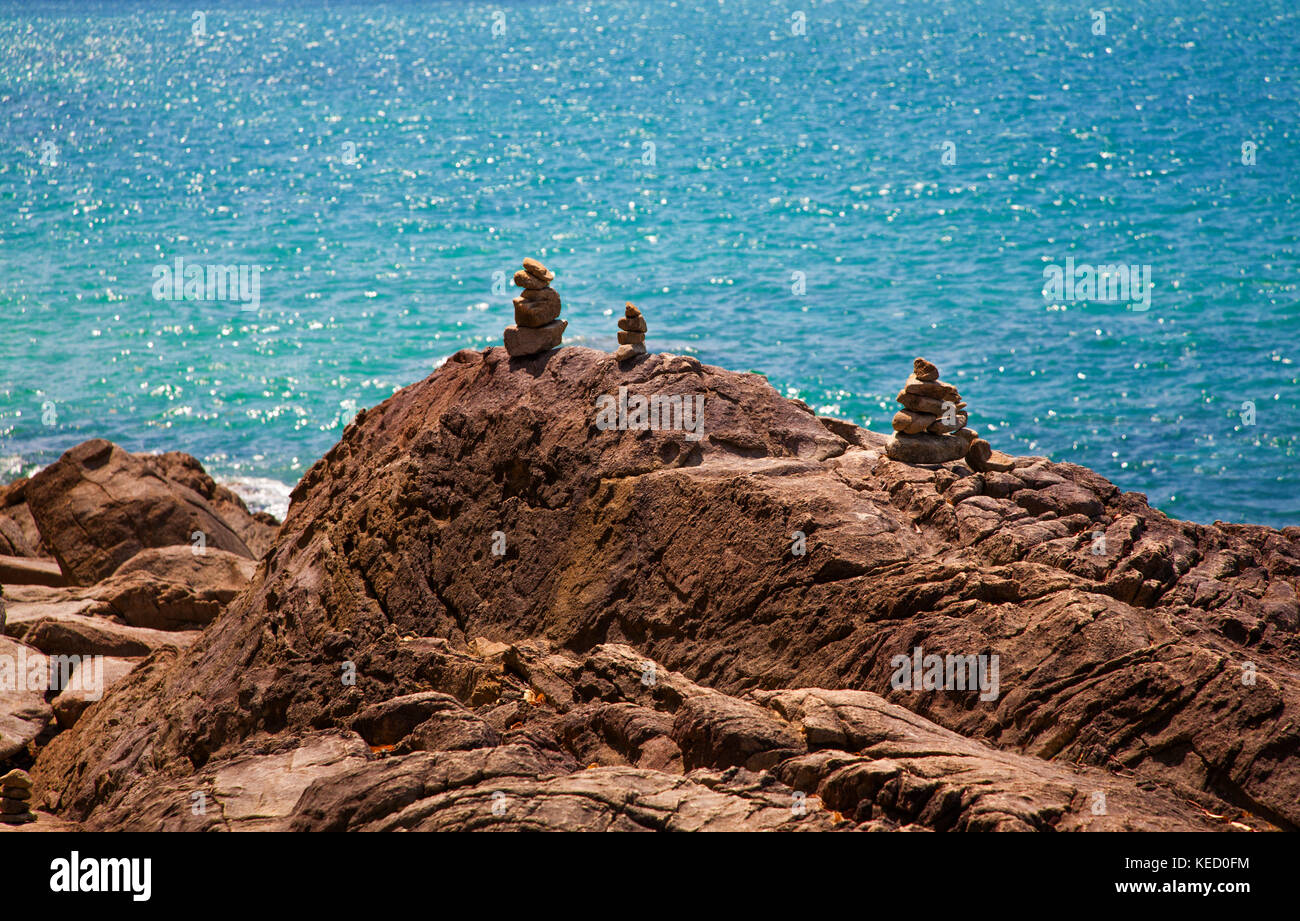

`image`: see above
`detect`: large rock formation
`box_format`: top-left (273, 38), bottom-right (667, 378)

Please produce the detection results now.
top-left (21, 347), bottom-right (1300, 831)
top-left (24, 440), bottom-right (263, 585)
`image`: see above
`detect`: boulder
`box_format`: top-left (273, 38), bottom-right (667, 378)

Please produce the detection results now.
top-left (25, 439), bottom-right (254, 585)
top-left (93, 546), bottom-right (257, 630)
top-left (141, 453), bottom-right (280, 558)
top-left (17, 612), bottom-right (196, 658)
top-left (0, 556), bottom-right (66, 588)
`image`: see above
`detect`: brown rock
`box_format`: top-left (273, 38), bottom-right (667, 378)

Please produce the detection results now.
top-left (93, 546), bottom-right (256, 630)
top-left (28, 347), bottom-right (1300, 834)
top-left (0, 555), bottom-right (65, 587)
top-left (613, 344), bottom-right (646, 362)
top-left (25, 440), bottom-right (255, 585)
top-left (913, 357), bottom-right (940, 381)
top-left (891, 410), bottom-right (937, 435)
top-left (884, 432), bottom-right (968, 464)
top-left (0, 639), bottom-right (53, 763)
top-left (0, 480), bottom-right (47, 558)
top-left (141, 452), bottom-right (280, 558)
top-left (51, 656), bottom-right (140, 729)
top-left (901, 376), bottom-right (961, 403)
top-left (513, 269), bottom-right (550, 291)
top-left (521, 258), bottom-right (555, 283)
top-left (513, 297), bottom-right (561, 329)
top-left (0, 770), bottom-right (33, 791)
top-left (618, 315), bottom-right (647, 333)
top-left (520, 287), bottom-right (561, 306)
top-left (503, 319), bottom-right (567, 358)
top-left (19, 612), bottom-right (196, 658)
top-left (926, 411), bottom-right (968, 435)
top-left (617, 331), bottom-right (646, 345)
top-left (895, 392), bottom-right (949, 416)
top-left (966, 439), bottom-right (1015, 473)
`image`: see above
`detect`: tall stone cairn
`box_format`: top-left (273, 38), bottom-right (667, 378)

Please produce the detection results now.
top-left (504, 258), bottom-right (567, 358)
top-left (884, 357), bottom-right (1012, 470)
top-left (613, 302), bottom-right (647, 361)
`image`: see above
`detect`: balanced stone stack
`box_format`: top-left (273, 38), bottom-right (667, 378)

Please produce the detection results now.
top-left (614, 303), bottom-right (647, 361)
top-left (0, 769), bottom-right (35, 825)
top-left (504, 258), bottom-right (567, 358)
top-left (885, 357), bottom-right (1010, 470)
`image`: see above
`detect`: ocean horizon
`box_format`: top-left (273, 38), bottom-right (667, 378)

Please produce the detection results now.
top-left (2, 0), bottom-right (1297, 526)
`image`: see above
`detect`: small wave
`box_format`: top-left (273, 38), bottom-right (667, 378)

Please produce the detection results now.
top-left (220, 476), bottom-right (294, 522)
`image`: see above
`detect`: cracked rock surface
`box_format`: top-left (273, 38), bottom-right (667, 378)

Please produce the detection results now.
top-left (23, 347), bottom-right (1299, 831)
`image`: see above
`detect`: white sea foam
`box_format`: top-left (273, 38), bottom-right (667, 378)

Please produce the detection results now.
top-left (220, 476), bottom-right (294, 522)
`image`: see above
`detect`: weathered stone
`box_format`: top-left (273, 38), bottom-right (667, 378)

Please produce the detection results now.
top-left (0, 555), bottom-right (64, 587)
top-left (892, 410), bottom-right (936, 435)
top-left (1, 769), bottom-right (34, 790)
top-left (896, 392), bottom-right (949, 416)
top-left (503, 319), bottom-right (567, 357)
top-left (618, 315), bottom-right (647, 333)
top-left (24, 346), bottom-right (1300, 834)
top-left (884, 432), bottom-right (968, 464)
top-left (0, 639), bottom-right (52, 764)
top-left (901, 376), bottom-right (961, 403)
top-left (94, 546), bottom-right (256, 630)
top-left (617, 331), bottom-right (646, 345)
top-left (520, 287), bottom-right (561, 305)
top-left (613, 344), bottom-right (646, 362)
top-left (521, 258), bottom-right (554, 283)
top-left (513, 297), bottom-right (561, 329)
top-left (513, 269), bottom-right (549, 291)
top-left (25, 440), bottom-right (254, 585)
top-left (51, 656), bottom-right (140, 729)
top-left (913, 357), bottom-right (940, 381)
top-left (926, 412), bottom-right (968, 435)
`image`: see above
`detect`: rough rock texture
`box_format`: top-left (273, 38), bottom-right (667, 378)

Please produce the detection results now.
top-left (141, 452), bottom-right (280, 559)
top-left (0, 480), bottom-right (47, 559)
top-left (51, 656), bottom-right (140, 730)
top-left (92, 546), bottom-right (258, 630)
top-left (0, 636), bottom-right (53, 763)
top-left (25, 440), bottom-right (258, 584)
top-left (25, 347), bottom-right (1300, 831)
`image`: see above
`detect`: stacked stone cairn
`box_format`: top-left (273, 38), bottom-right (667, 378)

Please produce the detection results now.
top-left (614, 302), bottom-right (647, 361)
top-left (0, 769), bottom-right (35, 825)
top-left (504, 258), bottom-right (567, 358)
top-left (885, 357), bottom-right (1012, 471)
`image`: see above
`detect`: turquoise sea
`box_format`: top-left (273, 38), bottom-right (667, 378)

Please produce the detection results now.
top-left (1, 0), bottom-right (1297, 525)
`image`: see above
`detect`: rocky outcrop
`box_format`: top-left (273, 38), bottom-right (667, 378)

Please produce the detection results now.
top-left (25, 440), bottom-right (257, 585)
top-left (1, 446), bottom-right (273, 779)
top-left (24, 346), bottom-right (1299, 831)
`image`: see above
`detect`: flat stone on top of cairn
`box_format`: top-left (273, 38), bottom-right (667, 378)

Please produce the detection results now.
top-left (504, 258), bottom-right (567, 358)
top-left (613, 302), bottom-right (647, 362)
top-left (0, 768), bottom-right (35, 825)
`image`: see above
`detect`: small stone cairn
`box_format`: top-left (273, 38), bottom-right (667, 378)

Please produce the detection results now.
top-left (885, 357), bottom-right (1012, 471)
top-left (614, 303), bottom-right (647, 361)
top-left (504, 258), bottom-right (567, 358)
top-left (0, 769), bottom-right (35, 825)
